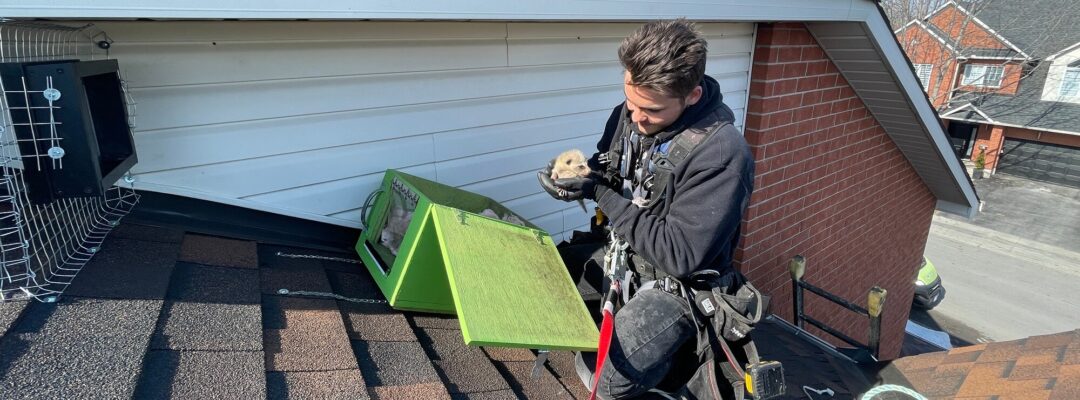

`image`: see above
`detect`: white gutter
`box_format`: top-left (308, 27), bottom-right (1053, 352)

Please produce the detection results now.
top-left (939, 116), bottom-right (1080, 138)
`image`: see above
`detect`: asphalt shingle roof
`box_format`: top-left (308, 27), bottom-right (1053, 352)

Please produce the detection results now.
top-left (968, 0), bottom-right (1080, 58)
top-left (0, 297), bottom-right (163, 399)
top-left (1, 219), bottom-right (997, 399)
top-left (134, 349), bottom-right (268, 399)
top-left (947, 65), bottom-right (1080, 134)
top-left (886, 329), bottom-right (1080, 398)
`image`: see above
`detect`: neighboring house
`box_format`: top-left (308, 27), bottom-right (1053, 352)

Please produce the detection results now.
top-left (0, 1), bottom-right (984, 397)
top-left (895, 0), bottom-right (1080, 188)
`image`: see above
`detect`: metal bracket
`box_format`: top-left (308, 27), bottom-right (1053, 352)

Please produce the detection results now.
top-left (531, 350), bottom-right (550, 378)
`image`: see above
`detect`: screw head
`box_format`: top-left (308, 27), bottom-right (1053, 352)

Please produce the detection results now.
top-left (89, 247), bottom-right (99, 253)
top-left (123, 175), bottom-right (136, 184)
top-left (43, 296), bottom-right (57, 303)
top-left (47, 146), bottom-right (65, 159)
top-left (43, 88), bottom-right (61, 101)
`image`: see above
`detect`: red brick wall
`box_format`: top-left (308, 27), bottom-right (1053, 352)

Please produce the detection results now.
top-left (1004, 127), bottom-right (1080, 149)
top-left (972, 124), bottom-right (1004, 169)
top-left (897, 24), bottom-right (959, 108)
top-left (954, 60), bottom-right (1023, 96)
top-left (739, 23), bottom-right (938, 360)
top-left (975, 125), bottom-right (1080, 170)
top-left (929, 5), bottom-right (1008, 49)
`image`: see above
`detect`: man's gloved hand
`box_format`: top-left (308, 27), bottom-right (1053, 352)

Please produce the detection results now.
top-left (537, 159), bottom-right (607, 201)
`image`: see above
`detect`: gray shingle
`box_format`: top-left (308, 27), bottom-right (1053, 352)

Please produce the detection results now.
top-left (151, 263), bottom-right (263, 351)
top-left (544, 351), bottom-right (590, 399)
top-left (151, 301), bottom-right (263, 351)
top-left (63, 238), bottom-right (178, 300)
top-left (258, 244), bottom-right (332, 269)
top-left (416, 328), bottom-right (510, 394)
top-left (968, 0), bottom-right (1080, 57)
top-left (491, 360), bottom-right (573, 400)
top-left (262, 297), bottom-right (357, 372)
top-left (449, 389), bottom-right (518, 399)
top-left (353, 340), bottom-right (441, 387)
top-left (0, 298), bottom-right (162, 399)
top-left (340, 301), bottom-right (415, 342)
top-left (371, 382), bottom-right (451, 400)
top-left (0, 300), bottom-right (28, 337)
top-left (326, 270), bottom-right (384, 300)
top-left (261, 262), bottom-right (333, 296)
top-left (167, 262), bottom-right (260, 304)
top-left (408, 312), bottom-right (463, 330)
top-left (267, 369), bottom-right (370, 400)
top-left (179, 234), bottom-right (258, 269)
top-left (134, 350), bottom-right (267, 399)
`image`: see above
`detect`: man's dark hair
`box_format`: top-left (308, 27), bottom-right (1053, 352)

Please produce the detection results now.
top-left (618, 18), bottom-right (708, 99)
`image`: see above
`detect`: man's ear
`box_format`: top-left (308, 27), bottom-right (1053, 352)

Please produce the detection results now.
top-left (684, 85), bottom-right (703, 106)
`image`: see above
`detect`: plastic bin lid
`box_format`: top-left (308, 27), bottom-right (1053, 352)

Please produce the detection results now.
top-left (431, 205), bottom-right (598, 351)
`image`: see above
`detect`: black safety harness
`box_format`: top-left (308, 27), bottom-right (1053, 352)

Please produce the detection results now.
top-left (594, 105), bottom-right (785, 400)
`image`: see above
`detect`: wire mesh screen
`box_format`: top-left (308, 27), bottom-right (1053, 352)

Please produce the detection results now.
top-left (0, 21), bottom-right (139, 302)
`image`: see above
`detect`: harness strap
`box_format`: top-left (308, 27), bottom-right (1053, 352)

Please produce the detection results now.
top-left (646, 117), bottom-right (732, 206)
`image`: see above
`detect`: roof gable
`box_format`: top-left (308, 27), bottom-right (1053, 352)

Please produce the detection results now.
top-left (924, 1), bottom-right (1030, 59)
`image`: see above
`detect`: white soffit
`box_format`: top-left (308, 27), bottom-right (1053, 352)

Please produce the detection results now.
top-left (807, 2), bottom-right (980, 218)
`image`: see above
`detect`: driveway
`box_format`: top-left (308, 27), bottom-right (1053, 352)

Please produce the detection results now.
top-left (910, 173), bottom-right (1080, 346)
top-left (941, 173), bottom-right (1080, 251)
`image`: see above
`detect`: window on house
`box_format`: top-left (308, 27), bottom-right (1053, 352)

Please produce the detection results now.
top-left (1060, 67), bottom-right (1080, 97)
top-left (914, 64), bottom-right (933, 89)
top-left (962, 64), bottom-right (1005, 87)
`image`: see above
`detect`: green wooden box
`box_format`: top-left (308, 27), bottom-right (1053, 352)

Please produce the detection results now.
top-left (356, 170), bottom-right (598, 351)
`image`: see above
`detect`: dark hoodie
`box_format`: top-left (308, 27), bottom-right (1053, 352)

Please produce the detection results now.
top-left (591, 75), bottom-right (755, 279)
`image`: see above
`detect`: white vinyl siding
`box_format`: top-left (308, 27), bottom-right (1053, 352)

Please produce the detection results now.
top-left (913, 63), bottom-right (932, 89)
top-left (99, 21), bottom-right (754, 239)
top-left (961, 64), bottom-right (1004, 88)
top-left (1060, 67), bottom-right (1080, 98)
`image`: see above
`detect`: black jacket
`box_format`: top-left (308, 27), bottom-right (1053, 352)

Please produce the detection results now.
top-left (592, 75), bottom-right (755, 279)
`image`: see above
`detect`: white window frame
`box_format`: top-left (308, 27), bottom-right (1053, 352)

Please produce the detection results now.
top-left (962, 64), bottom-right (1005, 88)
top-left (1060, 66), bottom-right (1080, 98)
top-left (914, 63), bottom-right (933, 89)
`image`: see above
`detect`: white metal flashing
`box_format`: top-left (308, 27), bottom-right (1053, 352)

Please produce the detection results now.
top-left (1048, 41), bottom-right (1080, 61)
top-left (940, 103), bottom-right (996, 123)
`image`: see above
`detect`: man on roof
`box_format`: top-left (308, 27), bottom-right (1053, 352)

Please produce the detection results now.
top-left (539, 19), bottom-right (759, 399)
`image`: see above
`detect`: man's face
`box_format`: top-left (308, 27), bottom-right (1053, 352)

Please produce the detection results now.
top-left (623, 71), bottom-right (702, 135)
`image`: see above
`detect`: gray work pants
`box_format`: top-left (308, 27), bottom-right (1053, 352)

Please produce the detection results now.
top-left (559, 242), bottom-right (699, 399)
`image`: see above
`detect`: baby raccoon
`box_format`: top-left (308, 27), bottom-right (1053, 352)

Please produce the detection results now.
top-left (551, 149), bottom-right (591, 212)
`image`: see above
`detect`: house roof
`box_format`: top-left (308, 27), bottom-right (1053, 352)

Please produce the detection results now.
top-left (943, 64), bottom-right (1080, 135)
top-left (919, 0), bottom-right (1080, 136)
top-left (883, 329), bottom-right (1080, 398)
top-left (968, 0), bottom-right (1080, 59)
top-left (0, 219), bottom-right (893, 399)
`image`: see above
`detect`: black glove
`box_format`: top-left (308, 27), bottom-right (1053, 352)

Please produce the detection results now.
top-left (538, 159), bottom-right (569, 200)
top-left (538, 159), bottom-right (610, 201)
top-left (553, 173), bottom-right (603, 201)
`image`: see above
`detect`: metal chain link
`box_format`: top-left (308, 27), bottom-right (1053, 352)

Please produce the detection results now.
top-left (273, 252), bottom-right (385, 304)
top-left (275, 251), bottom-right (361, 264)
top-left (276, 288), bottom-right (388, 304)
